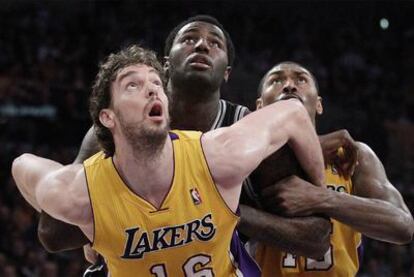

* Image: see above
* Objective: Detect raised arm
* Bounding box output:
[202,99,325,211]
[203,99,325,189]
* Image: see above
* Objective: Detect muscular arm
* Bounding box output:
[320,142,414,244]
[204,99,325,186]
[38,126,99,252]
[274,143,414,244]
[239,204,330,258]
[12,154,64,212]
[12,154,90,227]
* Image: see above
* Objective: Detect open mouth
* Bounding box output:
[148,102,163,117]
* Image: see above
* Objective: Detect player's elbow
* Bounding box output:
[38,219,62,253]
[393,215,414,244]
[11,153,31,180]
[11,153,34,185]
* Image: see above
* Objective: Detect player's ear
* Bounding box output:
[224,66,232,82]
[316,96,323,115]
[99,109,115,128]
[256,98,263,110]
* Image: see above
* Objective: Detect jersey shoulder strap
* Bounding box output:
[211,99,250,129]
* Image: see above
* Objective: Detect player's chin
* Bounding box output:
[185,67,212,78]
[146,119,169,133]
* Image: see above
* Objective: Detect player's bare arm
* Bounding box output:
[202,98,325,212]
[267,142,414,244]
[38,126,99,252]
[335,142,414,243]
[12,154,93,241]
[238,129,358,258]
[238,204,330,258]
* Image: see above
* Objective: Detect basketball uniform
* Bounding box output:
[84,130,260,277]
[83,100,252,277]
[252,165,363,277]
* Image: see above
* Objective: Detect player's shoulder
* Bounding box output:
[355,142,378,164]
[83,151,107,167]
[356,141,371,151]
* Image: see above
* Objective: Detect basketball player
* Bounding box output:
[250,61,414,276]
[12,45,326,276]
[38,15,332,263]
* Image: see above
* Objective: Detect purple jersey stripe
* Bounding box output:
[169,131,179,140]
[230,230,261,276]
[357,238,364,270]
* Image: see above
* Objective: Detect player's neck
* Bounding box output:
[169,87,221,132]
[113,137,174,208]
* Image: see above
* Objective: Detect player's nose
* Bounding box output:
[194,38,209,53]
[146,84,159,98]
[283,79,297,93]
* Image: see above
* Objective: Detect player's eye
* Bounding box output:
[269,78,283,86]
[209,40,221,48]
[126,82,138,90]
[297,77,308,84]
[152,79,162,87]
[183,36,196,45]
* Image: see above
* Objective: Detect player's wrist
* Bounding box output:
[314,187,336,214]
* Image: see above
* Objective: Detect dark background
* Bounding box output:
[0,0,413,276]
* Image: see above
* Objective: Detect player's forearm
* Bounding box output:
[285,105,325,187]
[38,212,89,252]
[239,204,330,259]
[320,191,413,244]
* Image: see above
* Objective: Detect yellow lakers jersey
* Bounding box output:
[254,166,362,277]
[84,130,259,277]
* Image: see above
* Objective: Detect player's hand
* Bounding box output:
[319,129,359,180]
[260,175,325,217]
[84,244,98,264]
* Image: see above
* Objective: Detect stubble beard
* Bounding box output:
[117,111,170,162]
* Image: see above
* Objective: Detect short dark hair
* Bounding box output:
[89,45,164,156]
[164,15,235,67]
[257,61,320,97]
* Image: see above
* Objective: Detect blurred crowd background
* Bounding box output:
[1,1,413,276]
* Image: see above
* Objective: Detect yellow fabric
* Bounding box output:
[85,130,240,277]
[255,166,362,277]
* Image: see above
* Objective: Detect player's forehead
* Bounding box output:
[175,21,226,42]
[265,63,311,79]
[115,64,160,83]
